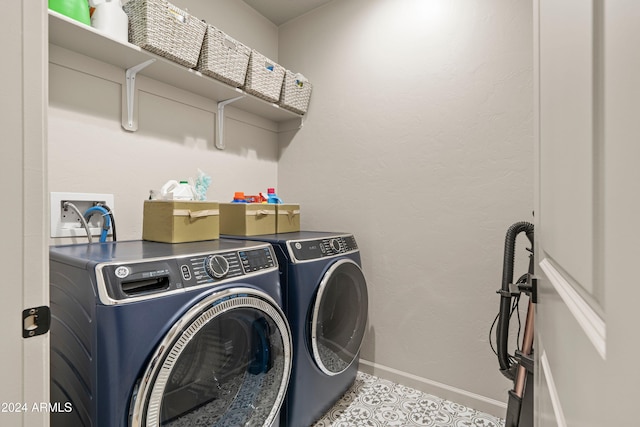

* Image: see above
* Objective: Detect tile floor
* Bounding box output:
[313,372,505,427]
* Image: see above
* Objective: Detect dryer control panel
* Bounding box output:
[288,234,358,262]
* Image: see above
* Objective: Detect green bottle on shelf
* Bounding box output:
[49,0,91,26]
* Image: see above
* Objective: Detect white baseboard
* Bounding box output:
[358,359,507,419]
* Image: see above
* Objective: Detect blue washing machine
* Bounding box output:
[223,232,369,427]
[49,239,293,427]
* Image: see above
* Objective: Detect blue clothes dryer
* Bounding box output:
[49,239,292,427]
[223,232,369,427]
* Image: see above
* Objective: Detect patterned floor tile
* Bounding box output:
[313,372,505,427]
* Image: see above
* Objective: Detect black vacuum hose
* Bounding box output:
[497,221,534,380]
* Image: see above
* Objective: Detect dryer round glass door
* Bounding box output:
[311,259,369,376]
[130,288,292,427]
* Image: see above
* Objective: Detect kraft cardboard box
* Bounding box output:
[142,200,219,243]
[276,204,300,233]
[219,203,276,236]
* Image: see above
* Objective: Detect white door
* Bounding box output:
[534,1,640,425]
[0,1,49,426]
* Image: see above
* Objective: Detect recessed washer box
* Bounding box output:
[50,192,115,238]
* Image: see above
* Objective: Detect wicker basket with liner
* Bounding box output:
[242,50,286,103]
[279,70,312,114]
[196,25,251,87]
[123,0,207,68]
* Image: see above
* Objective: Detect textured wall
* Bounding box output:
[278,0,533,410]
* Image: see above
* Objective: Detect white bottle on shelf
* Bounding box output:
[89,0,129,43]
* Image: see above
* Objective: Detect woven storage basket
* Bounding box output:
[279,70,312,114]
[123,0,207,68]
[243,50,285,103]
[196,25,250,87]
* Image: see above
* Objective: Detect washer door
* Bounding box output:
[130,288,292,427]
[311,259,369,376]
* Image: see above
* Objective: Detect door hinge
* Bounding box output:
[22,306,51,338]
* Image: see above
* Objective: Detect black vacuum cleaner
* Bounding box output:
[492,221,535,427]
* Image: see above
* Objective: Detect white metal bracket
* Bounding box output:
[122,59,156,131]
[216,95,245,150]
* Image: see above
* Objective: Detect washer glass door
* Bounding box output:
[131,289,291,427]
[311,259,369,375]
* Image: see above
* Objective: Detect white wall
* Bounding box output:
[278,0,533,414]
[48,0,279,243]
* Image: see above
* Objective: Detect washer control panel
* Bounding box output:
[183,246,277,286]
[239,247,277,273]
[91,242,278,304]
[288,235,358,262]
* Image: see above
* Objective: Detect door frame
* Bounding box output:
[0,1,49,426]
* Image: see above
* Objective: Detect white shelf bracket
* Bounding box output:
[123,58,156,131]
[216,95,246,149]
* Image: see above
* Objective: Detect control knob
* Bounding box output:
[330,238,341,253]
[205,254,230,279]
